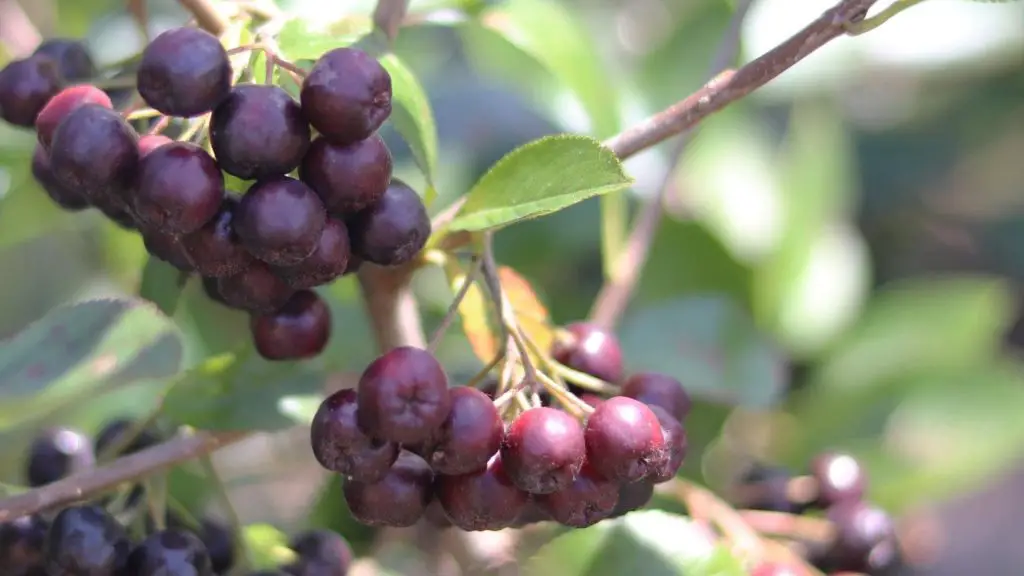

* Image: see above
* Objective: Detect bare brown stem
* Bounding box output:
[176,0,229,36]
[428,255,482,353]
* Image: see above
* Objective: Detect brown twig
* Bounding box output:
[176,0,229,36]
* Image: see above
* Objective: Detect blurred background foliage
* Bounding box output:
[1,0,1024,573]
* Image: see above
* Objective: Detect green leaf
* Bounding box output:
[242,523,296,569]
[138,257,188,316]
[618,296,787,407]
[449,135,632,231]
[274,18,371,62]
[379,54,439,204]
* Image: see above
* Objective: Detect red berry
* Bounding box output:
[35,85,112,150]
[622,372,691,422]
[535,462,618,528]
[584,396,667,483]
[250,290,331,361]
[436,453,528,531]
[551,322,624,384]
[501,407,585,495]
[310,388,399,483]
[423,386,503,475]
[647,405,687,484]
[356,347,451,445]
[343,451,433,527]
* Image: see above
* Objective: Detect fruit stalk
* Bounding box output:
[176,0,229,36]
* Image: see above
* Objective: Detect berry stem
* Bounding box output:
[466,345,505,390]
[143,473,169,530]
[427,254,482,354]
[146,115,171,135]
[738,510,836,544]
[125,108,164,121]
[549,361,619,395]
[535,370,594,417]
[176,0,230,36]
[198,453,250,572]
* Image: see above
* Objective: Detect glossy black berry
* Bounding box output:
[300,48,392,145]
[501,407,586,495]
[621,372,691,422]
[34,39,95,80]
[143,228,196,271]
[809,451,866,509]
[35,84,112,150]
[348,179,429,266]
[49,104,139,202]
[356,346,451,445]
[423,386,503,475]
[134,141,224,234]
[0,55,62,127]
[551,322,624,384]
[823,501,898,573]
[216,261,295,313]
[137,27,232,117]
[25,427,95,487]
[310,388,399,483]
[647,405,687,484]
[299,134,392,216]
[234,177,327,266]
[735,463,798,513]
[286,530,352,576]
[0,514,48,576]
[250,289,331,360]
[535,462,619,528]
[95,417,161,457]
[343,451,434,527]
[126,529,213,575]
[584,396,667,484]
[611,481,655,517]
[44,505,131,575]
[271,218,350,289]
[31,144,89,211]
[181,194,254,278]
[436,453,528,531]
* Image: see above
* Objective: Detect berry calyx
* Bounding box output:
[343,451,434,527]
[809,451,866,508]
[49,104,139,202]
[125,529,213,575]
[31,144,89,211]
[137,27,232,117]
[356,346,451,445]
[25,427,95,487]
[348,178,430,267]
[234,176,327,266]
[501,406,586,495]
[584,396,667,484]
[551,321,624,384]
[286,530,352,576]
[621,372,692,422]
[44,505,131,575]
[436,453,529,531]
[271,218,351,289]
[181,193,254,278]
[250,289,332,361]
[310,388,399,483]
[299,133,392,216]
[422,386,503,475]
[301,47,392,145]
[535,462,619,528]
[647,405,687,484]
[216,261,295,313]
[134,141,224,234]
[0,514,48,575]
[35,84,112,150]
[0,55,62,128]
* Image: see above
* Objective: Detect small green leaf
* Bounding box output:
[242,523,296,569]
[274,18,371,62]
[449,135,632,231]
[138,257,188,315]
[379,54,438,203]
[619,296,787,407]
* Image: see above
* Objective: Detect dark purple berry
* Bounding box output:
[137,27,232,117]
[647,405,687,484]
[824,501,898,573]
[94,195,138,229]
[286,530,352,576]
[501,407,585,495]
[181,194,254,278]
[809,451,866,508]
[95,417,161,457]
[134,141,224,234]
[44,505,131,575]
[138,134,173,157]
[198,519,234,575]
[424,386,503,475]
[584,396,667,483]
[310,388,399,482]
[343,451,434,527]
[611,481,654,517]
[622,372,691,422]
[35,84,112,150]
[33,39,95,80]
[551,322,624,384]
[25,427,95,487]
[125,529,213,575]
[49,104,139,202]
[250,289,331,360]
[202,276,229,306]
[348,179,429,266]
[216,261,295,313]
[436,453,528,531]
[0,514,48,575]
[535,462,619,528]
[31,144,89,210]
[142,228,196,271]
[300,48,391,145]
[271,218,350,289]
[234,176,327,266]
[356,346,451,445]
[0,55,62,127]
[299,134,392,216]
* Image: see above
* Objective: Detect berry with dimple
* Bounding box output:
[44,505,131,575]
[551,322,624,384]
[134,141,224,234]
[535,462,619,528]
[285,530,352,576]
[125,529,213,575]
[250,289,331,360]
[35,84,112,150]
[809,451,866,509]
[234,176,327,266]
[356,346,451,445]
[0,514,48,576]
[348,179,430,266]
[49,104,139,201]
[181,194,254,278]
[343,451,434,527]
[25,427,95,487]
[272,218,350,289]
[421,386,503,475]
[300,134,392,216]
[647,405,687,484]
[436,453,528,531]
[584,396,667,483]
[216,261,295,313]
[823,501,898,573]
[138,134,173,157]
[143,228,196,271]
[310,388,399,483]
[501,407,586,495]
[137,27,232,117]
[301,48,392,145]
[621,372,691,422]
[0,55,62,127]
[210,83,311,180]
[735,463,799,513]
[611,481,654,517]
[31,144,89,211]
[34,39,95,80]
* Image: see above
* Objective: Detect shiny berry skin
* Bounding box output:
[536,462,619,528]
[809,451,866,508]
[285,530,352,576]
[271,218,351,289]
[35,84,112,150]
[250,289,331,360]
[34,39,95,80]
[209,84,311,180]
[436,453,528,531]
[49,104,139,202]
[143,228,196,271]
[501,407,586,495]
[234,177,327,266]
[343,451,434,527]
[134,141,224,234]
[300,48,392,145]
[25,427,95,487]
[31,144,89,211]
[823,501,898,573]
[125,529,213,575]
[421,386,503,475]
[0,514,48,576]
[137,27,232,117]
[310,388,399,482]
[647,405,687,484]
[611,481,654,517]
[0,55,62,127]
[357,346,451,445]
[44,505,131,575]
[621,372,691,422]
[138,134,173,157]
[216,261,295,313]
[181,194,254,278]
[584,396,667,484]
[551,322,624,384]
[299,134,392,216]
[348,179,430,266]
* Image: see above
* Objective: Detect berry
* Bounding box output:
[809,451,866,508]
[300,48,392,145]
[535,462,619,528]
[271,218,351,289]
[44,505,131,575]
[0,55,62,127]
[143,228,196,271]
[348,179,430,267]
[611,481,655,517]
[25,427,95,487]
[181,194,254,278]
[356,346,451,444]
[647,405,687,484]
[234,177,327,266]
[501,407,586,495]
[95,417,161,457]
[165,516,234,575]
[579,393,604,409]
[343,451,434,527]
[33,39,95,80]
[436,453,528,531]
[823,501,898,573]
[584,396,667,484]
[621,372,691,422]
[299,134,392,215]
[94,196,138,229]
[126,529,213,575]
[210,83,311,180]
[35,84,112,150]
[134,141,224,234]
[310,388,399,482]
[735,463,798,513]
[285,530,352,576]
[31,144,89,211]
[751,563,800,576]
[250,289,331,360]
[49,104,139,201]
[138,134,173,157]
[216,261,295,313]
[423,386,503,475]
[137,27,232,117]
[551,322,624,384]
[0,514,48,576]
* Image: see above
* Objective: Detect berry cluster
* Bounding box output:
[310,321,691,530]
[735,453,902,575]
[0,27,431,362]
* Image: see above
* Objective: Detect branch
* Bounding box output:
[357,263,427,351]
[177,0,229,36]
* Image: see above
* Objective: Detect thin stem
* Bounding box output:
[144,474,168,531]
[549,362,619,395]
[535,371,593,417]
[428,255,482,354]
[480,235,540,395]
[198,454,249,571]
[125,108,164,121]
[843,0,926,35]
[176,0,229,35]
[739,510,835,544]
[97,410,161,464]
[147,115,171,136]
